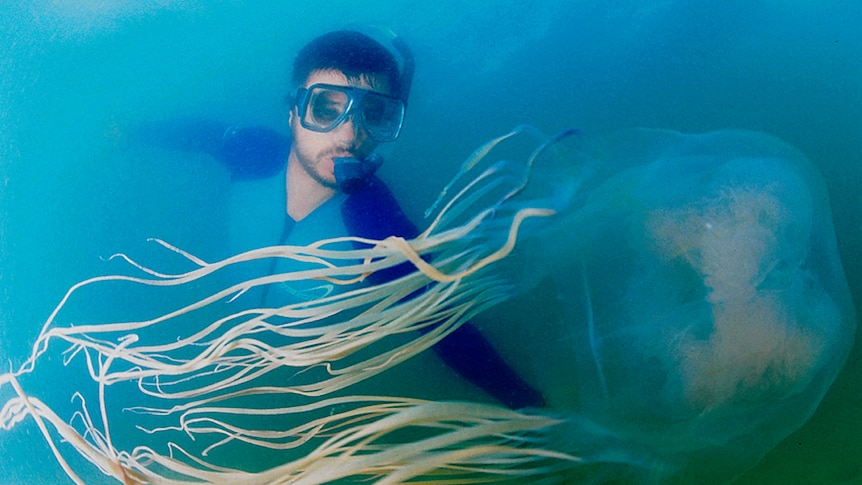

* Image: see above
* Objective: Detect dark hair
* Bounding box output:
[291,30,402,97]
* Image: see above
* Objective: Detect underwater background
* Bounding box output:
[0,1,859,483]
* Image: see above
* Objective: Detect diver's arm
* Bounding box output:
[130,119,289,181]
[429,323,545,409]
[342,178,545,409]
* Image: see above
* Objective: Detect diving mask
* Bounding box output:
[295,84,405,142]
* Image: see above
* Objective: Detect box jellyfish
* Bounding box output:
[0,128,854,483]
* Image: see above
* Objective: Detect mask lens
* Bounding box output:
[360,93,404,142]
[305,87,349,130]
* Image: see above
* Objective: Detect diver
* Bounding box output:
[131,29,544,410]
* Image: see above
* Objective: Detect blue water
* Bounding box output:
[1,1,860,483]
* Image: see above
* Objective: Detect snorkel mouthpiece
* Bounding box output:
[334,153,383,193]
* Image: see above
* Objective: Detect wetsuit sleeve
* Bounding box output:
[130,119,289,181]
[425,323,545,409]
[342,177,545,409]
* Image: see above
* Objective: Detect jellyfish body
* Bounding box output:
[0,128,854,483]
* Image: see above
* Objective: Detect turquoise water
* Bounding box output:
[1,1,860,483]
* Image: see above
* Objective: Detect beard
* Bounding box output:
[296,149,339,190]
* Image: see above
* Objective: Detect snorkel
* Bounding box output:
[334,152,384,193]
[334,29,414,193]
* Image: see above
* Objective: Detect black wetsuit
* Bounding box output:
[133,119,544,409]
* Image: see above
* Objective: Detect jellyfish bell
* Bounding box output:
[482,128,855,481]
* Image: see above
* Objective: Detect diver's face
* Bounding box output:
[289,69,390,189]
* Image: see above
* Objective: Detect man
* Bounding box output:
[134,30,544,409]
